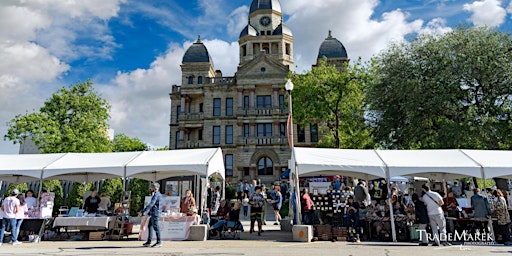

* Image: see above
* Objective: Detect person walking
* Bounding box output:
[249,186,265,236]
[422,184,450,246]
[140,183,163,248]
[14,193,28,242]
[1,189,21,246]
[271,186,282,225]
[412,193,429,246]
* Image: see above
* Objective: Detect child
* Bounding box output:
[242,193,249,218]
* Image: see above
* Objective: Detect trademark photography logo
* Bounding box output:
[418,230,496,246]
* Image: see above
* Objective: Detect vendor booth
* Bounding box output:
[289,147,512,243]
[0,148,225,242]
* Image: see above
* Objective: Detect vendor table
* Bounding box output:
[139,215,198,241]
[360,216,414,241]
[19,218,53,241]
[53,217,114,231]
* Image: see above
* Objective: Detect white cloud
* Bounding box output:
[419,18,453,36]
[281,0,425,72]
[0,0,126,153]
[227,6,249,38]
[98,43,185,149]
[463,0,507,27]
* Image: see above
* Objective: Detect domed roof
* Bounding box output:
[273,24,292,36]
[182,35,212,63]
[240,24,259,38]
[317,31,348,59]
[250,0,282,14]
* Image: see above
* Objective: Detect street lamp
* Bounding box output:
[285,79,302,224]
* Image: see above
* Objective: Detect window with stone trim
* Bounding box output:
[198,76,203,84]
[213,126,220,145]
[297,125,305,142]
[256,95,271,108]
[310,124,318,143]
[188,76,193,84]
[257,157,273,176]
[213,98,221,116]
[244,124,250,137]
[226,98,233,116]
[225,125,233,144]
[257,123,272,137]
[225,154,233,176]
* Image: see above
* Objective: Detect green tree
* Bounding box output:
[127,178,150,216]
[113,133,149,152]
[289,59,375,148]
[4,80,112,153]
[368,26,512,149]
[5,183,29,198]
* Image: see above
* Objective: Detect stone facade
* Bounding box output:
[169,0,345,183]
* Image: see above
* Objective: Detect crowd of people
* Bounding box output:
[296,177,512,246]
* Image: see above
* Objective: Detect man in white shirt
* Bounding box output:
[422,184,450,246]
[1,189,21,246]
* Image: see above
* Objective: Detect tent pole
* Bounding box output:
[294,164,302,225]
[386,167,397,242]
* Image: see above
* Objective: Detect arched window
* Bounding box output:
[257,157,273,176]
[188,76,194,84]
[198,76,203,84]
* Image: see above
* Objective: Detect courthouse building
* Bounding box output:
[169,0,348,182]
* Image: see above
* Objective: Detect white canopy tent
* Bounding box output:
[292,147,387,180]
[0,153,66,183]
[125,148,225,181]
[42,152,143,183]
[290,147,512,242]
[377,149,483,179]
[461,150,512,179]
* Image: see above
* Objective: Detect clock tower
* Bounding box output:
[238,0,294,70]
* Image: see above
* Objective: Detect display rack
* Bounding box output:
[110,191,131,240]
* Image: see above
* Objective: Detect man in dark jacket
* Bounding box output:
[412,193,429,246]
[141,183,163,248]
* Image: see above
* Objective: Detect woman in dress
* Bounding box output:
[249,186,265,236]
[180,189,197,216]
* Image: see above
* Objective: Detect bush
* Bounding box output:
[128,178,150,216]
[225,185,236,201]
[66,182,94,208]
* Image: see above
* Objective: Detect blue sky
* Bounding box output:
[1,0,512,154]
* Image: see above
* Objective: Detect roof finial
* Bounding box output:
[197,35,201,43]
[328,30,332,39]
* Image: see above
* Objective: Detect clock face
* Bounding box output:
[260,16,271,27]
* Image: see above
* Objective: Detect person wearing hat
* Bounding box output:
[140,183,163,248]
[1,189,22,246]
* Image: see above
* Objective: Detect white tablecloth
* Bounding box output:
[139,215,198,241]
[53,217,114,230]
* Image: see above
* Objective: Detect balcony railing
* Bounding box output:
[237,107,288,116]
[237,136,288,145]
[180,112,204,121]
